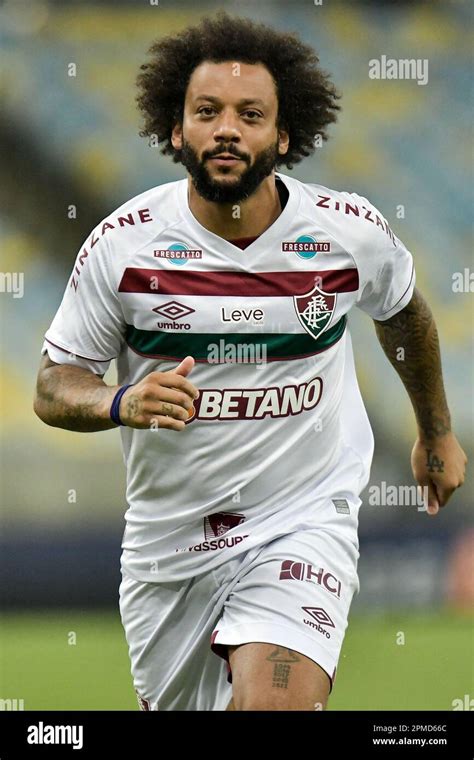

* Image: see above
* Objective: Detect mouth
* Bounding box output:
[208,153,243,166]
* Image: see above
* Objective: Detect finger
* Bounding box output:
[148,400,191,423]
[151,371,199,400]
[150,385,195,412]
[149,415,187,432]
[435,484,457,508]
[436,480,463,507]
[425,481,439,516]
[171,356,195,377]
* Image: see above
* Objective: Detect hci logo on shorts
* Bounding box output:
[279,560,341,598]
[294,286,336,340]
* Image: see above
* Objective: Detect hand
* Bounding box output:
[411,432,467,515]
[118,356,199,431]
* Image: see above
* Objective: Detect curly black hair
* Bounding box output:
[136,11,341,169]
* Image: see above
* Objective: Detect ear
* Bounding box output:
[277,127,289,156]
[171,122,183,151]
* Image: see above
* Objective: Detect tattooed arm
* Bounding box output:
[374,287,467,514]
[33,354,199,433]
[33,354,117,432]
[374,288,451,438]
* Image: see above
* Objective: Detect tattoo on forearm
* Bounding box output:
[374,288,451,439]
[36,364,115,432]
[266,647,300,690]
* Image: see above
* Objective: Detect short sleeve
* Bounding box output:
[343,192,416,321]
[43,234,125,375]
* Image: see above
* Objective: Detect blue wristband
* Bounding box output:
[110,384,133,426]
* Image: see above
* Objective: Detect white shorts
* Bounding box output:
[119,497,361,711]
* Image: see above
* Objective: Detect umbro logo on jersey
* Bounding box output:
[152,301,195,319]
[282,235,331,259]
[302,607,335,639]
[154,242,203,266]
[294,284,336,340]
[153,300,194,330]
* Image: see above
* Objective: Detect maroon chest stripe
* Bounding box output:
[118,269,359,296]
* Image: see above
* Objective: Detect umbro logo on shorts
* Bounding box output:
[301,606,336,639]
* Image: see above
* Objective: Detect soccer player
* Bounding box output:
[33,13,467,711]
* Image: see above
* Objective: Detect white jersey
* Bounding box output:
[42,172,415,582]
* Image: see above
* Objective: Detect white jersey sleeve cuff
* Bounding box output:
[41,339,113,375]
[370,264,416,322]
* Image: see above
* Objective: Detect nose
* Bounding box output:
[212,109,241,143]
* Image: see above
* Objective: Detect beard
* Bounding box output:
[179,138,279,204]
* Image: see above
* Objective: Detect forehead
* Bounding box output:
[185,61,277,106]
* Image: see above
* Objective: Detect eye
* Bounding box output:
[242,110,261,120]
[198,106,216,117]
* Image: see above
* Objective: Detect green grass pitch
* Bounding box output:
[0,611,472,710]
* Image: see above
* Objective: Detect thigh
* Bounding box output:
[119,571,232,711]
[211,523,360,710]
[228,643,330,710]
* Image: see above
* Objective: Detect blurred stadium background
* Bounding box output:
[0,0,472,710]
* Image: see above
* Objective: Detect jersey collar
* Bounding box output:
[177,172,301,255]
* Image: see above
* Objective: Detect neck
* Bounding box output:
[187,173,282,240]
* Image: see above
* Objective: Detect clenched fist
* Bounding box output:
[119,356,199,431]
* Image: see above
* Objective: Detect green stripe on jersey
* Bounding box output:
[125,316,346,361]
